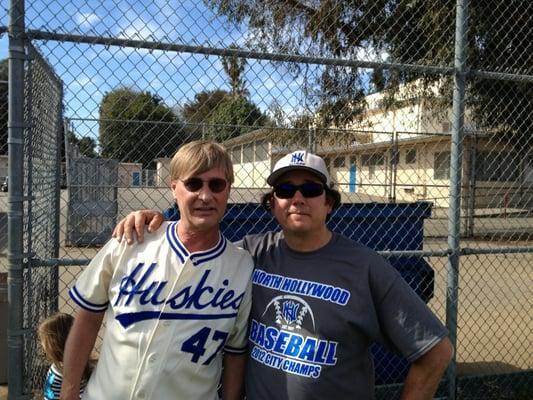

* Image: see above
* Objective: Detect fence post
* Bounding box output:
[465,135,477,237]
[307,126,315,153]
[446,0,469,399]
[8,0,26,399]
[51,89,64,312]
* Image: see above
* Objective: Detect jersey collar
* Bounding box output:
[166,221,227,266]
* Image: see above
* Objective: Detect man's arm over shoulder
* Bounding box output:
[401,336,454,400]
[112,210,166,244]
[60,309,104,400]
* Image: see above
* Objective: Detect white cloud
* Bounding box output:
[75,13,100,28]
[354,45,389,63]
[68,73,99,91]
[121,21,160,42]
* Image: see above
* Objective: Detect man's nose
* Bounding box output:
[291,189,306,203]
[197,185,214,200]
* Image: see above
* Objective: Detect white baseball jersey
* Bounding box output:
[69,221,254,400]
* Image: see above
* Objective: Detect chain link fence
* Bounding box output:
[2,0,532,399]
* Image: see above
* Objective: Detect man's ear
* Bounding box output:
[269,195,275,210]
[260,191,275,211]
[325,189,341,210]
[170,180,177,191]
[325,198,333,213]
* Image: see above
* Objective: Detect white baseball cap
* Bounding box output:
[267,150,331,186]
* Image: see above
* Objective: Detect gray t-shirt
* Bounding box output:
[242,231,447,400]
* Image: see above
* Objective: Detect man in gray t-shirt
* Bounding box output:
[114,150,453,399]
[242,231,447,399]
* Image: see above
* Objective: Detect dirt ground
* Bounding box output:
[424,238,532,374]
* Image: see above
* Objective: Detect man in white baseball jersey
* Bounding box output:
[61,141,254,400]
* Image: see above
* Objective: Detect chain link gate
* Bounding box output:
[4,0,532,399]
[8,41,63,397]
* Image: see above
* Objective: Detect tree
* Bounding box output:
[182,89,271,141]
[0,59,7,155]
[181,89,228,137]
[206,0,532,137]
[78,137,98,158]
[66,131,98,158]
[99,88,186,167]
[206,94,270,141]
[221,44,249,97]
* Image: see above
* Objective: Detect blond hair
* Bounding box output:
[169,140,234,183]
[38,312,93,381]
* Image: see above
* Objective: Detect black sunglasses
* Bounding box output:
[181,177,228,193]
[274,182,325,199]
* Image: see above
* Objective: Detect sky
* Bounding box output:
[0,0,321,140]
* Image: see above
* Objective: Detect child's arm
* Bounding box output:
[221,353,246,400]
[60,309,104,400]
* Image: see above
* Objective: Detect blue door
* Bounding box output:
[349,163,357,192]
[132,171,141,186]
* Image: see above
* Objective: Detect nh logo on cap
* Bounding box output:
[290,152,305,164]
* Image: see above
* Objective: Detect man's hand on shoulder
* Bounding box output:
[112,210,165,244]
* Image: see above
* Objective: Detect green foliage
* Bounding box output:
[205,94,270,141]
[206,0,532,136]
[182,89,270,141]
[78,137,98,158]
[67,131,98,158]
[0,59,7,155]
[99,88,186,167]
[181,45,269,141]
[221,44,249,97]
[181,89,228,136]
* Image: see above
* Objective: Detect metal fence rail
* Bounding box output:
[3,0,532,399]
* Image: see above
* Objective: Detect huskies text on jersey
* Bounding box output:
[114,262,245,328]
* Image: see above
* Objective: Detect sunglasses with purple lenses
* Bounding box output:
[274,182,325,199]
[181,177,228,193]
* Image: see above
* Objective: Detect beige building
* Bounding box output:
[222,84,532,209]
[154,157,171,187]
[118,162,143,187]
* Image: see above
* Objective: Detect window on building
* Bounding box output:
[369,164,376,179]
[243,144,254,163]
[232,146,241,164]
[390,148,399,165]
[333,156,346,168]
[434,151,451,179]
[405,148,417,164]
[362,153,385,166]
[255,140,268,161]
[475,151,519,181]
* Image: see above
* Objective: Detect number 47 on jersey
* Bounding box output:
[182,327,228,365]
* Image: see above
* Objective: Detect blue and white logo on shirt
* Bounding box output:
[249,270,344,379]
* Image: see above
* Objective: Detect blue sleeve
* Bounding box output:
[163,202,179,221]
